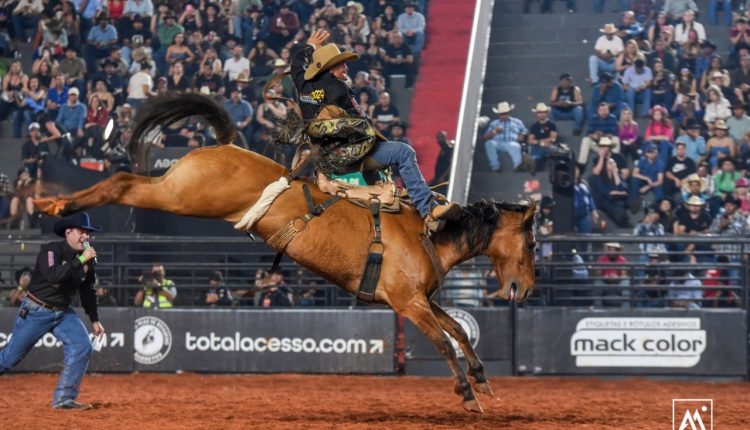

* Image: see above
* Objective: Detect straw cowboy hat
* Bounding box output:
[685,195,706,206]
[304,44,359,80]
[682,173,708,193]
[710,70,731,87]
[492,101,514,114]
[714,118,729,130]
[236,72,252,83]
[599,23,617,34]
[346,1,364,13]
[597,136,616,147]
[604,242,622,249]
[273,58,288,68]
[132,47,147,62]
[531,102,550,113]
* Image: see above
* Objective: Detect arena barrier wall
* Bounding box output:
[514,308,747,376]
[404,308,513,376]
[0,308,135,373]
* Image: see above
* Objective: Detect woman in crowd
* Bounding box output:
[618,107,641,163]
[704,85,732,131]
[615,39,643,77]
[88,80,115,112]
[165,32,196,76]
[1,60,29,124]
[674,68,697,97]
[9,168,37,229]
[714,157,742,200]
[733,177,750,215]
[647,11,674,46]
[704,119,735,171]
[79,94,110,160]
[203,3,227,39]
[13,77,46,138]
[32,57,54,90]
[651,58,675,111]
[671,91,703,128]
[374,4,397,38]
[167,61,191,92]
[179,3,203,33]
[255,88,288,159]
[644,105,674,165]
[346,1,370,40]
[248,40,277,78]
[679,29,701,71]
[699,55,730,95]
[591,158,632,228]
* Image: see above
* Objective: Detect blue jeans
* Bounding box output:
[484,138,523,171]
[708,0,732,25]
[551,106,584,131]
[589,55,616,83]
[0,298,93,406]
[11,14,39,40]
[367,140,434,217]
[404,31,425,56]
[12,107,33,138]
[593,0,629,12]
[629,177,664,203]
[625,88,652,117]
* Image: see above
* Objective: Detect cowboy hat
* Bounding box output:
[599,23,617,34]
[273,58,288,68]
[710,70,730,87]
[685,195,706,206]
[682,173,708,193]
[304,44,359,80]
[53,212,102,237]
[132,47,147,62]
[346,1,364,13]
[531,102,550,113]
[597,136,616,147]
[236,72,252,83]
[492,101,514,114]
[604,242,622,249]
[714,118,729,130]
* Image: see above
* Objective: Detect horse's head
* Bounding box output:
[485,201,537,303]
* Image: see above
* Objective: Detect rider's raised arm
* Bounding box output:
[291,43,315,90]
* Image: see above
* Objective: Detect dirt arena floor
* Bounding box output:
[1,373,749,429]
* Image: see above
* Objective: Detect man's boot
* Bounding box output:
[425,202,461,233]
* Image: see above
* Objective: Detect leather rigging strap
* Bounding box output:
[356,200,384,303]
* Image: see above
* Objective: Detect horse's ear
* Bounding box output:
[522,202,537,228]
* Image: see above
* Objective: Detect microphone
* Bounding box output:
[83,242,98,265]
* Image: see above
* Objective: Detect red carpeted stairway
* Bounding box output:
[407,0,475,182]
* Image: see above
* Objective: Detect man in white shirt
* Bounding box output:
[622,59,653,117]
[589,23,624,85]
[674,10,705,44]
[223,46,251,82]
[126,61,154,108]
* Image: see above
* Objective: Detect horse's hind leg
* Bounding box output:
[430,302,494,397]
[35,172,170,216]
[400,297,483,413]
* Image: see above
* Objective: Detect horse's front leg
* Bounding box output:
[399,297,483,413]
[430,301,494,397]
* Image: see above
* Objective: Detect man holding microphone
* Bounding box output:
[0,212,104,410]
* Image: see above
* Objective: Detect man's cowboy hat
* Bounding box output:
[604,242,622,249]
[237,72,252,83]
[710,70,730,87]
[682,173,708,193]
[599,23,617,34]
[714,118,729,130]
[598,136,616,147]
[53,212,102,237]
[492,101,514,114]
[531,102,550,113]
[685,195,706,206]
[304,44,359,80]
[273,58,288,68]
[132,47,147,62]
[346,1,364,13]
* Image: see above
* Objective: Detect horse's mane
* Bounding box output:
[433,200,535,252]
[128,93,237,168]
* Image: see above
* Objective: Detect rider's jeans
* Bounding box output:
[367,140,434,217]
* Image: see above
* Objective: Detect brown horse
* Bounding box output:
[35,94,537,413]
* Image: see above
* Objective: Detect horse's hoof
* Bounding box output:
[462,398,484,414]
[33,197,68,216]
[473,381,494,397]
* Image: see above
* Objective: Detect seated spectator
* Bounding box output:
[675,119,706,160]
[224,85,253,148]
[268,3,300,51]
[21,122,50,179]
[574,164,600,234]
[730,18,750,64]
[134,264,177,308]
[56,87,87,145]
[255,88,287,155]
[709,195,748,260]
[674,67,697,97]
[703,70,734,102]
[703,85,731,132]
[31,56,55,90]
[731,54,750,104]
[384,31,415,88]
[13,76,45,139]
[88,80,116,112]
[123,0,155,21]
[663,141,697,197]
[223,45,250,82]
[579,102,620,166]
[675,196,713,263]
[396,1,425,55]
[92,59,126,104]
[549,73,584,136]
[636,251,668,308]
[728,102,750,143]
[526,103,558,173]
[200,271,232,306]
[695,40,718,81]
[248,40,277,78]
[78,94,110,160]
[650,58,676,112]
[699,55,729,94]
[8,168,36,229]
[194,59,225,98]
[11,0,43,42]
[629,143,665,210]
[704,119,735,171]
[258,271,293,307]
[674,10,705,44]
[644,105,675,164]
[482,101,526,172]
[678,29,701,72]
[593,0,628,14]
[667,270,703,309]
[165,32,196,74]
[591,155,632,227]
[734,177,750,215]
[594,242,630,307]
[390,121,409,146]
[680,172,712,204]
[0,60,29,123]
[623,58,653,117]
[59,46,87,96]
[618,107,640,163]
[714,157,742,199]
[589,24,624,86]
[83,12,119,72]
[615,39,644,79]
[241,6,268,49]
[647,12,675,48]
[588,72,627,118]
[615,11,644,42]
[370,91,399,134]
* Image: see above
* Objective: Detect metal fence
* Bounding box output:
[0,234,747,310]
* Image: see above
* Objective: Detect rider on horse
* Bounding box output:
[290,29,460,230]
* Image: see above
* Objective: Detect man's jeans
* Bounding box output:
[551,106,584,131]
[589,55,616,83]
[708,0,732,25]
[484,138,523,171]
[367,140,434,217]
[593,0,629,12]
[11,14,39,40]
[626,87,652,117]
[0,298,93,406]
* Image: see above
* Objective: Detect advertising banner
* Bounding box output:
[515,308,747,376]
[0,307,134,373]
[133,309,396,374]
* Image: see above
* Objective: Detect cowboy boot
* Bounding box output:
[425,202,461,233]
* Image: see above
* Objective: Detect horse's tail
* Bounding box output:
[129,93,237,168]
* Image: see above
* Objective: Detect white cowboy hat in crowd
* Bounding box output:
[492,102,514,114]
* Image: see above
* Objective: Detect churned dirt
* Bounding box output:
[0,373,749,429]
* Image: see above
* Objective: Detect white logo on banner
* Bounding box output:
[134,316,172,365]
[570,318,706,367]
[444,308,480,358]
[673,399,713,430]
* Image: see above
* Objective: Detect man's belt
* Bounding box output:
[27,292,66,311]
